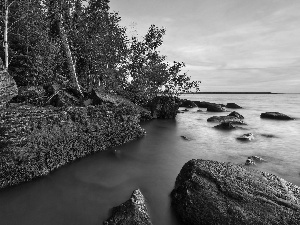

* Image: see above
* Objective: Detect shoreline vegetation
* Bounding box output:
[1,0,299,224]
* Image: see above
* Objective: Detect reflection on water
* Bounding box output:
[0,94,299,225]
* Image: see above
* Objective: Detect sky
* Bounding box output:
[109,0,300,93]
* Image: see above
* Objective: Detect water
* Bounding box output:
[0,94,299,225]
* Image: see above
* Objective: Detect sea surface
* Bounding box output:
[0,94,299,225]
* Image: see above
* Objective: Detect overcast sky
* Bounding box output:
[109,0,300,93]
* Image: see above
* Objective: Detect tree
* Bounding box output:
[122,24,200,105]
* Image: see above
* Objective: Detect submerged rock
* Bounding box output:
[245,156,266,165]
[181,135,191,141]
[171,159,300,225]
[226,102,242,108]
[0,71,18,108]
[260,112,294,120]
[214,122,236,130]
[261,133,276,138]
[237,133,254,141]
[103,189,152,225]
[207,104,226,112]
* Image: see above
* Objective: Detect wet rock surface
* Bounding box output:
[103,189,152,225]
[214,122,236,130]
[237,133,254,141]
[171,159,300,225]
[226,102,242,108]
[245,156,266,165]
[207,116,245,124]
[207,104,226,112]
[260,112,294,120]
[147,96,179,119]
[179,99,197,108]
[0,102,147,189]
[0,71,18,108]
[228,111,244,119]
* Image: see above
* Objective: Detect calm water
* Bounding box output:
[0,94,299,225]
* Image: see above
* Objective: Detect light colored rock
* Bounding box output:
[103,189,152,225]
[171,159,300,225]
[237,133,254,141]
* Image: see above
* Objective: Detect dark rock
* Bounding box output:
[182,109,189,112]
[181,136,190,141]
[147,96,179,119]
[179,99,197,108]
[214,122,236,130]
[260,112,294,120]
[0,71,18,108]
[228,111,244,119]
[103,189,152,225]
[0,103,147,189]
[171,159,300,225]
[207,104,226,112]
[261,133,276,138]
[226,102,242,108]
[245,156,266,165]
[196,109,203,112]
[195,101,214,108]
[237,133,254,141]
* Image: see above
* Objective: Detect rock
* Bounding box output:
[171,159,300,225]
[228,111,244,119]
[195,101,225,108]
[226,102,242,108]
[103,189,152,225]
[182,109,189,112]
[0,71,18,108]
[147,96,179,119]
[207,116,245,124]
[237,133,254,141]
[261,133,276,138]
[260,112,294,120]
[0,103,147,189]
[245,156,266,165]
[10,86,46,106]
[196,109,203,112]
[214,122,236,130]
[179,99,197,108]
[181,135,190,141]
[207,104,226,112]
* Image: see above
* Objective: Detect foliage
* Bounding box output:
[0,0,200,102]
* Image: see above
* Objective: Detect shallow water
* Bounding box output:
[0,94,299,225]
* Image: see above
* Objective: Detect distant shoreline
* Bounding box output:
[180,92,298,94]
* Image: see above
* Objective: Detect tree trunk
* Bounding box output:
[58,14,83,97]
[3,0,9,71]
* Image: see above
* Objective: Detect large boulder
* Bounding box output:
[207,104,226,112]
[0,104,146,189]
[171,159,300,225]
[226,103,242,108]
[0,71,18,108]
[228,111,244,119]
[103,189,152,225]
[260,112,294,120]
[147,96,179,119]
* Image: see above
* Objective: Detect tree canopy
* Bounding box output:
[0,0,200,105]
